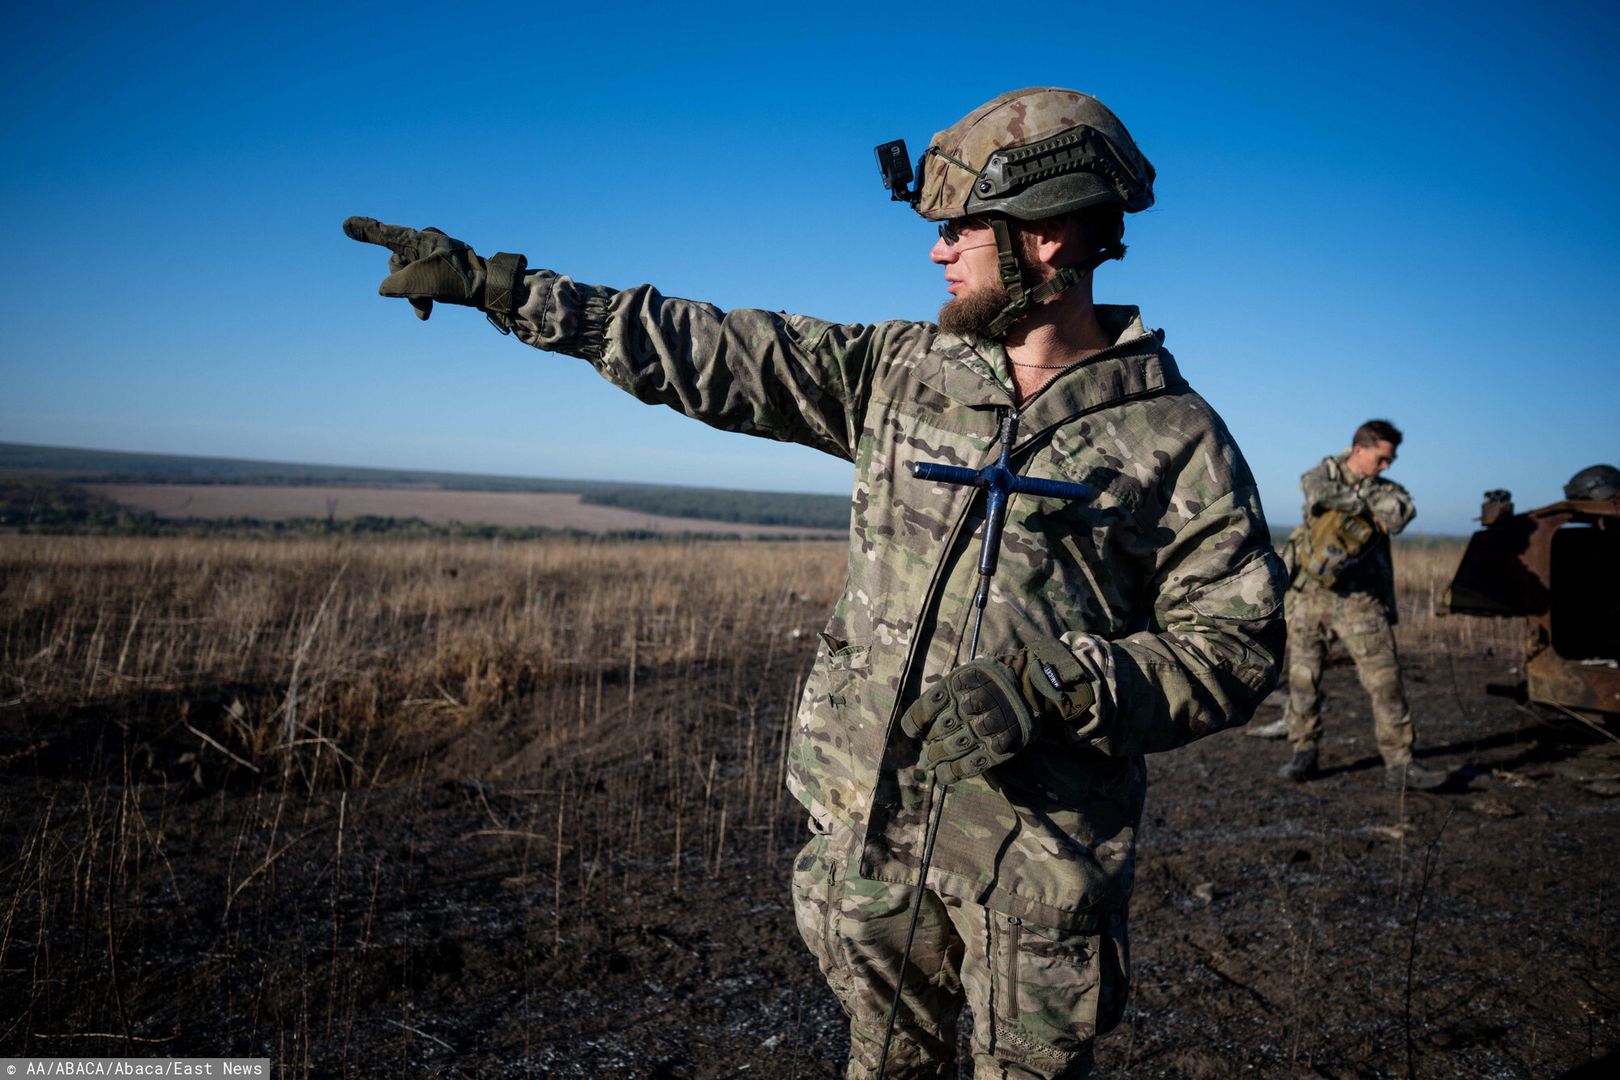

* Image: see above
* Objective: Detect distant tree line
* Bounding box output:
[0,441,600,490]
[0,480,836,543]
[0,478,162,533]
[1,443,850,530]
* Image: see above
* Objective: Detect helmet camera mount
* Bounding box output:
[874,139,921,206]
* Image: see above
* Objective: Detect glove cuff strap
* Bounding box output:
[1026,637,1085,703]
[484,252,529,321]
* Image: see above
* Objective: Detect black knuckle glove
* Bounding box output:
[900,657,1035,785]
[899,638,1100,785]
[342,216,527,324]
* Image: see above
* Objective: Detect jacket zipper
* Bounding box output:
[875,335,1169,829]
[882,405,1009,740]
[881,375,1110,734]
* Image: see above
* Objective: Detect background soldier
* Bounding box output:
[345,87,1286,1078]
[1253,420,1448,791]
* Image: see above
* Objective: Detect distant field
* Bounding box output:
[2,442,853,530]
[82,482,844,537]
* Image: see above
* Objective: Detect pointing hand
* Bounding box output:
[343,216,526,323]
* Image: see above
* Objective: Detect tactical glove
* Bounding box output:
[900,637,1096,785]
[342,216,528,324]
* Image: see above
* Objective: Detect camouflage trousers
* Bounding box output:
[791,816,1128,1079]
[1284,587,1414,766]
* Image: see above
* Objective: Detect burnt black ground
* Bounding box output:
[2,648,1616,1078]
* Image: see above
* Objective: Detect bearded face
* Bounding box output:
[937,277,1014,338]
[935,225,1054,339]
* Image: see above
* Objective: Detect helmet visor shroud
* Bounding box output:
[875,88,1156,339]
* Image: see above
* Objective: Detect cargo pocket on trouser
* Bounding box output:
[1336,606,1413,760]
[1094,911,1131,1037]
[795,819,962,1076]
[1339,613,1393,659]
[791,819,853,1004]
[984,914,1110,1076]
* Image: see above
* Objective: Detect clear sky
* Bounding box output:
[2,0,1616,534]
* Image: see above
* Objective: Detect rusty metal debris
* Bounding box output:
[1445,468,1620,722]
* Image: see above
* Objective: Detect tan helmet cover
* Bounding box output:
[915,87,1155,222]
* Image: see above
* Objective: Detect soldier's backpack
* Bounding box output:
[1298,508,1378,588]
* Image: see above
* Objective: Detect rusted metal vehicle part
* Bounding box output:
[1446,485,1620,722]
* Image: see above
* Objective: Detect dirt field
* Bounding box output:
[1,536,1615,1077]
[81,483,843,537]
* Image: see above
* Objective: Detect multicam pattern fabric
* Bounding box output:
[1284,452,1415,619]
[508,273,1287,932]
[793,817,1125,1078]
[914,88,1155,221]
[1281,452,1417,766]
[1282,588,1414,766]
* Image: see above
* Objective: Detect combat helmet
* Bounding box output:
[1565,464,1620,501]
[876,88,1155,338]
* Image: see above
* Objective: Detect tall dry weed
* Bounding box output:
[1,534,1518,774]
[1391,540,1521,658]
[2,534,848,1057]
[0,535,844,784]
[0,532,1546,1065]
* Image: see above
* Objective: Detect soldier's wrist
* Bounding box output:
[1014,637,1096,726]
[483,252,527,310]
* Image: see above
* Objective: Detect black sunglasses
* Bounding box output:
[937,217,991,246]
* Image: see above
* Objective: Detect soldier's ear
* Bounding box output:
[1030,215,1101,273]
[1025,217,1070,267]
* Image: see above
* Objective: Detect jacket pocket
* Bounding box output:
[1185,550,1287,623]
[817,632,869,712]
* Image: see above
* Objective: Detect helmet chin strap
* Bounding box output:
[982,218,1109,340]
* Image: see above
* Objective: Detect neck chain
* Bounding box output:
[1009,346,1107,370]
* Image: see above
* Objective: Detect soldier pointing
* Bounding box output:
[347,87,1287,1078]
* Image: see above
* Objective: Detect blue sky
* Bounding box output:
[2,0,1615,533]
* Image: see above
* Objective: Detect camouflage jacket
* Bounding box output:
[505,273,1286,932]
[1287,452,1415,619]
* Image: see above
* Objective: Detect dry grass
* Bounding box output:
[1391,541,1523,659]
[2,531,1543,1070]
[0,534,845,784]
[0,534,1508,781]
[1,533,850,1064]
